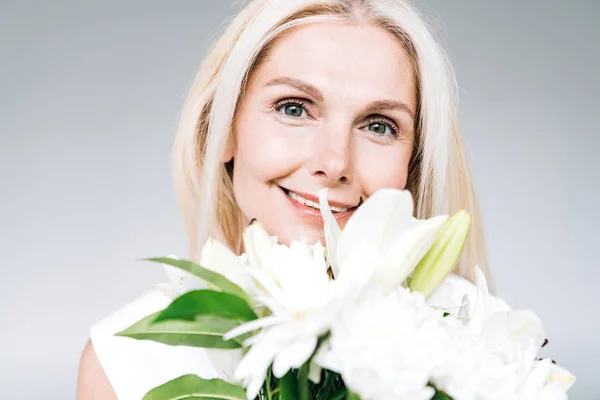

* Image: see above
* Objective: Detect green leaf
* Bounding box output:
[142,374,246,400]
[155,289,257,323]
[146,257,250,303]
[116,311,244,349]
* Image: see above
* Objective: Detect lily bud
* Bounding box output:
[409,209,471,296]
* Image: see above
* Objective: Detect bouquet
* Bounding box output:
[118,189,575,399]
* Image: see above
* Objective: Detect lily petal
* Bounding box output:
[336,189,414,271]
[468,266,492,335]
[547,363,576,392]
[519,358,553,396]
[377,215,447,292]
[319,188,342,277]
[200,238,253,293]
[243,221,275,276]
[480,310,545,353]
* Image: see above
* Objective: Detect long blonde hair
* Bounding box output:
[172,0,488,283]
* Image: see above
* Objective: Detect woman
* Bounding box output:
[77,0,507,398]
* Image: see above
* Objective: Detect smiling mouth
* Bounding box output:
[280,187,360,213]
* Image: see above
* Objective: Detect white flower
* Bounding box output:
[431,267,576,399]
[223,222,376,399]
[316,287,448,400]
[319,188,447,292]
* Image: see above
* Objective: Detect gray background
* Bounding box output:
[0,0,598,398]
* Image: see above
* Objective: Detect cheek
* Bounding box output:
[232,109,306,185]
[354,142,413,195]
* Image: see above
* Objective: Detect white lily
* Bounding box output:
[468,267,546,353]
[319,188,448,292]
[433,266,575,399]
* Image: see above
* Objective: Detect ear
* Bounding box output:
[222,132,234,163]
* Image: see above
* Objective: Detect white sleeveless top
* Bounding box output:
[91,267,510,400]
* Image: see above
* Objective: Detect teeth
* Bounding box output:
[287,190,348,212]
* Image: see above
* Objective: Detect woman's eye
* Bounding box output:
[368,122,389,135]
[283,104,305,117]
[365,120,398,137]
[274,99,308,119]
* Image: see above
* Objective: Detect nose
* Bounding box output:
[306,128,353,185]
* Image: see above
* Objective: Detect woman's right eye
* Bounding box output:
[274,99,308,119]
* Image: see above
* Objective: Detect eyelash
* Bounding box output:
[272,98,400,138]
[273,98,309,118]
[364,116,400,137]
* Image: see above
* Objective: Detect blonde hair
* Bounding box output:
[172,0,489,283]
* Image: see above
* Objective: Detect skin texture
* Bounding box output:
[77,22,416,398]
[230,23,416,246]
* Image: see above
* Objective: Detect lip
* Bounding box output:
[278,186,359,225]
[281,187,359,209]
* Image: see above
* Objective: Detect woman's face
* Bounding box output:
[230,22,417,245]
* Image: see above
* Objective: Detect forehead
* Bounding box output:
[248,22,415,105]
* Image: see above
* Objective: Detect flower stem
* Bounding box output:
[266,368,273,400]
[298,363,310,400]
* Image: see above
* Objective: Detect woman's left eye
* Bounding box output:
[363,118,399,137]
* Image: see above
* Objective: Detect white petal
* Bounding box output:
[334,246,378,301]
[272,336,318,378]
[246,267,288,309]
[313,340,342,373]
[235,338,279,381]
[425,281,459,309]
[243,222,275,273]
[539,383,568,400]
[480,309,545,353]
[458,294,470,318]
[468,266,492,334]
[319,188,341,277]
[520,358,553,396]
[377,215,447,292]
[223,316,280,341]
[245,368,268,400]
[200,238,252,292]
[337,189,414,270]
[547,363,576,392]
[205,348,244,382]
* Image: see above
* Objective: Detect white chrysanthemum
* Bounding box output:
[224,222,376,399]
[316,287,449,400]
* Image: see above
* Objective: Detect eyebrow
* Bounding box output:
[265,77,324,102]
[363,100,415,119]
[264,76,415,119]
